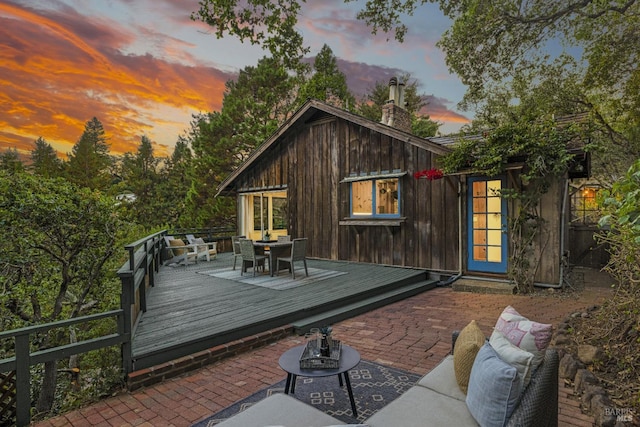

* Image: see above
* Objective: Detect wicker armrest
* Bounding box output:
[507,348,559,427]
[451,330,460,354]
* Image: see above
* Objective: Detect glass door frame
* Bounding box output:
[467,176,508,273]
[238,190,288,240]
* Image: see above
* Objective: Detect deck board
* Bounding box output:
[131,254,432,369]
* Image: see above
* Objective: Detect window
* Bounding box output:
[571,185,600,224]
[350,178,400,217]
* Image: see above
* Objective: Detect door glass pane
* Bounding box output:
[487,246,502,262]
[487,196,501,213]
[487,180,501,196]
[473,214,487,228]
[488,230,502,246]
[253,196,262,231]
[474,230,487,244]
[488,213,502,229]
[272,197,287,230]
[474,245,487,261]
[473,181,486,197]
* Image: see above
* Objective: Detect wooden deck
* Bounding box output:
[131,253,437,370]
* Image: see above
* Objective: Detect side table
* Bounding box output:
[278,344,361,418]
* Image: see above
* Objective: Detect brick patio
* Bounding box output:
[33,283,611,427]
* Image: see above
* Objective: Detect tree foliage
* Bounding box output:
[66,117,112,191]
[440,119,577,292]
[31,137,63,178]
[357,75,439,137]
[0,170,129,412]
[191,0,309,72]
[298,44,356,110]
[186,56,298,227]
[118,135,161,224]
[0,147,25,174]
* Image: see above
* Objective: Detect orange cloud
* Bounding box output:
[0,1,233,158]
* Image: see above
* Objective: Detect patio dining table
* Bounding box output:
[253,240,293,277]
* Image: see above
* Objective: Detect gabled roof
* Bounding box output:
[216,98,451,196]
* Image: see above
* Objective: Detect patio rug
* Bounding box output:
[191,359,421,426]
[199,267,347,290]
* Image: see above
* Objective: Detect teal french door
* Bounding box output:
[467,177,508,273]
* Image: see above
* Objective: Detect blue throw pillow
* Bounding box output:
[466,342,522,427]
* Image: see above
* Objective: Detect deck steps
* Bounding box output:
[292,279,438,334]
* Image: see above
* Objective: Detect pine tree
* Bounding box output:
[357,76,439,137]
[157,136,193,227]
[31,137,63,178]
[0,148,25,174]
[66,117,112,190]
[120,135,160,224]
[186,56,297,227]
[298,44,355,110]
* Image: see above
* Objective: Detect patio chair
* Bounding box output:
[232,235,246,270]
[276,238,308,279]
[164,236,198,266]
[239,238,267,277]
[277,235,291,242]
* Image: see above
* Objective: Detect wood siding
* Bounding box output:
[234,113,461,272]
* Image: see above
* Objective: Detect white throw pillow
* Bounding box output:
[493,305,552,368]
[489,330,534,389]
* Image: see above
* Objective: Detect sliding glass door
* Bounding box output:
[239,191,288,240]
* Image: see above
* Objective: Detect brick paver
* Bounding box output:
[32,284,610,427]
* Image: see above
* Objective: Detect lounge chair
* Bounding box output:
[190,237,217,262]
[164,236,198,266]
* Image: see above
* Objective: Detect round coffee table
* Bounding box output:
[278,344,361,418]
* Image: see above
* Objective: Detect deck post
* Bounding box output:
[15,334,30,427]
[120,273,134,374]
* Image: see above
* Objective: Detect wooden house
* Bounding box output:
[216,80,593,287]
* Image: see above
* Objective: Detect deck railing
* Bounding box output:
[0,310,128,426]
[0,227,235,426]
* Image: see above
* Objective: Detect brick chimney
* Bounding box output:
[380,77,411,133]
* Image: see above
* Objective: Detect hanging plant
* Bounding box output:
[413,168,444,180]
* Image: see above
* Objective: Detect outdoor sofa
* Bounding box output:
[215,306,558,427]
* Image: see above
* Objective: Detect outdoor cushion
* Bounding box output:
[453,320,486,394]
[169,238,187,255]
[493,306,552,367]
[466,342,522,427]
[489,330,534,389]
[417,355,466,401]
[213,393,342,427]
[366,384,479,427]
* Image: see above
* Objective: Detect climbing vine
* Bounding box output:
[440,120,579,293]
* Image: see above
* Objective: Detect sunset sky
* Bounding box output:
[0,0,471,160]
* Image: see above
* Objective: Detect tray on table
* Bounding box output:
[299,339,342,369]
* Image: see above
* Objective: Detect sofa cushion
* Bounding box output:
[453,320,486,394]
[466,342,522,427]
[489,330,534,389]
[493,306,552,367]
[213,393,342,427]
[417,355,466,401]
[366,384,479,427]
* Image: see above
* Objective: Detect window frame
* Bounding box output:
[343,171,405,219]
